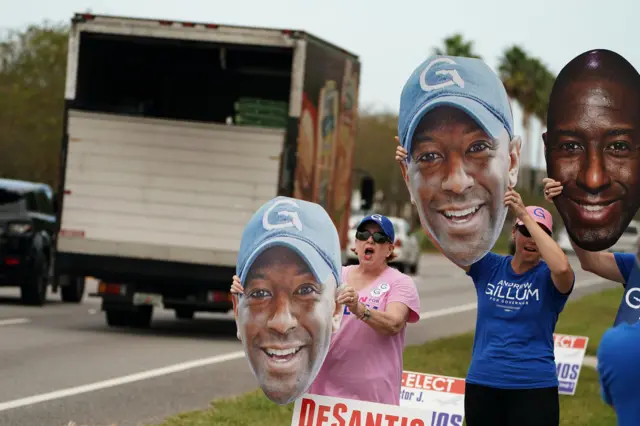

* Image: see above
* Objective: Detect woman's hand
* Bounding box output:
[542,178,563,202]
[394,136,409,162]
[230,275,244,294]
[336,285,362,317]
[504,186,528,220]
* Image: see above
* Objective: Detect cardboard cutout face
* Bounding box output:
[544,49,640,252]
[400,106,520,266]
[232,246,342,405]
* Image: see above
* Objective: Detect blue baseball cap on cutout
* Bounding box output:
[357,214,395,243]
[236,196,342,287]
[398,55,514,159]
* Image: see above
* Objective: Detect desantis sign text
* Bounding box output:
[293,394,440,426]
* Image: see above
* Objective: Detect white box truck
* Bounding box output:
[54,13,372,328]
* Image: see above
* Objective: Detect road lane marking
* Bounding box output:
[0,276,611,411]
[419,302,477,320]
[0,318,30,327]
[0,351,246,413]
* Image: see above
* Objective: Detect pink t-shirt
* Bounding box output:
[307,265,421,405]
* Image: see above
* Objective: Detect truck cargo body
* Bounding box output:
[55,13,362,326]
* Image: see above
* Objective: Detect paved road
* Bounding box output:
[0,254,619,426]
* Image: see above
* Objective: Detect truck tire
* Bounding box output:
[106,309,131,327]
[61,276,86,303]
[175,309,195,320]
[106,307,153,328]
[21,255,48,306]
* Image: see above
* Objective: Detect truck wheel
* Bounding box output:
[21,256,48,306]
[130,307,153,328]
[106,309,131,327]
[61,276,86,303]
[175,309,195,320]
[106,307,153,328]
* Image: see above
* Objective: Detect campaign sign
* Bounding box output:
[292,393,439,426]
[400,370,465,425]
[553,333,589,395]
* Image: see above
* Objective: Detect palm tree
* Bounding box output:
[498,47,539,189]
[498,47,556,191]
[432,34,482,58]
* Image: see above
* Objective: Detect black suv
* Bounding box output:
[0,179,85,305]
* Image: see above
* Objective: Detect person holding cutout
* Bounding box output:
[231,213,421,405]
[395,146,574,426]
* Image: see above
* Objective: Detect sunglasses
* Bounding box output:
[355,230,390,244]
[517,225,551,238]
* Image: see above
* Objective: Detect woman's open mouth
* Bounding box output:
[364,247,375,260]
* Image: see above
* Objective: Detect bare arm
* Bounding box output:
[570,240,624,284]
[520,214,574,293]
[351,302,410,336]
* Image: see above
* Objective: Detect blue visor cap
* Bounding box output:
[398,55,514,158]
[236,197,342,287]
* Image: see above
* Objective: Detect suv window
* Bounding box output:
[34,189,54,215]
[0,189,25,213]
[626,226,638,235]
[23,191,38,212]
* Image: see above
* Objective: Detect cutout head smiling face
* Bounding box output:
[397,55,521,266]
[233,197,343,405]
[544,49,640,252]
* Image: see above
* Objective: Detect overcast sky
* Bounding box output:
[3,0,637,168]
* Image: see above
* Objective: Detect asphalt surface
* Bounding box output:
[0,254,619,426]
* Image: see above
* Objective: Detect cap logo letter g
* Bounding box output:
[263,199,303,232]
[420,57,465,92]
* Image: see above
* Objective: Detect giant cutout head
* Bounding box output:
[397,55,521,266]
[544,49,640,251]
[232,196,343,405]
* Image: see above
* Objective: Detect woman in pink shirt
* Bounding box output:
[231,213,421,405]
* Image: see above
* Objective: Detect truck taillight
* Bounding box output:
[81,14,95,20]
[282,29,294,36]
[395,239,403,248]
[182,22,196,28]
[205,24,219,29]
[98,282,127,296]
[159,20,173,26]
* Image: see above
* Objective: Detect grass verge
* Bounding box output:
[157,287,624,426]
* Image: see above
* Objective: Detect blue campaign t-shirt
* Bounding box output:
[597,321,640,426]
[465,252,574,389]
[613,253,640,326]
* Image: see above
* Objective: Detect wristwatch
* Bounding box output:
[359,305,371,322]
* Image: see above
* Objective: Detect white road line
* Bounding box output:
[0,276,611,412]
[0,318,30,327]
[419,302,478,320]
[0,351,246,413]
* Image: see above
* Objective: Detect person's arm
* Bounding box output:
[519,214,574,293]
[351,277,421,336]
[570,240,625,285]
[351,301,409,336]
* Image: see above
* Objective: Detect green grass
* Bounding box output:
[155,288,624,426]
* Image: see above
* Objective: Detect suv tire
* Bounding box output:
[21,254,48,306]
